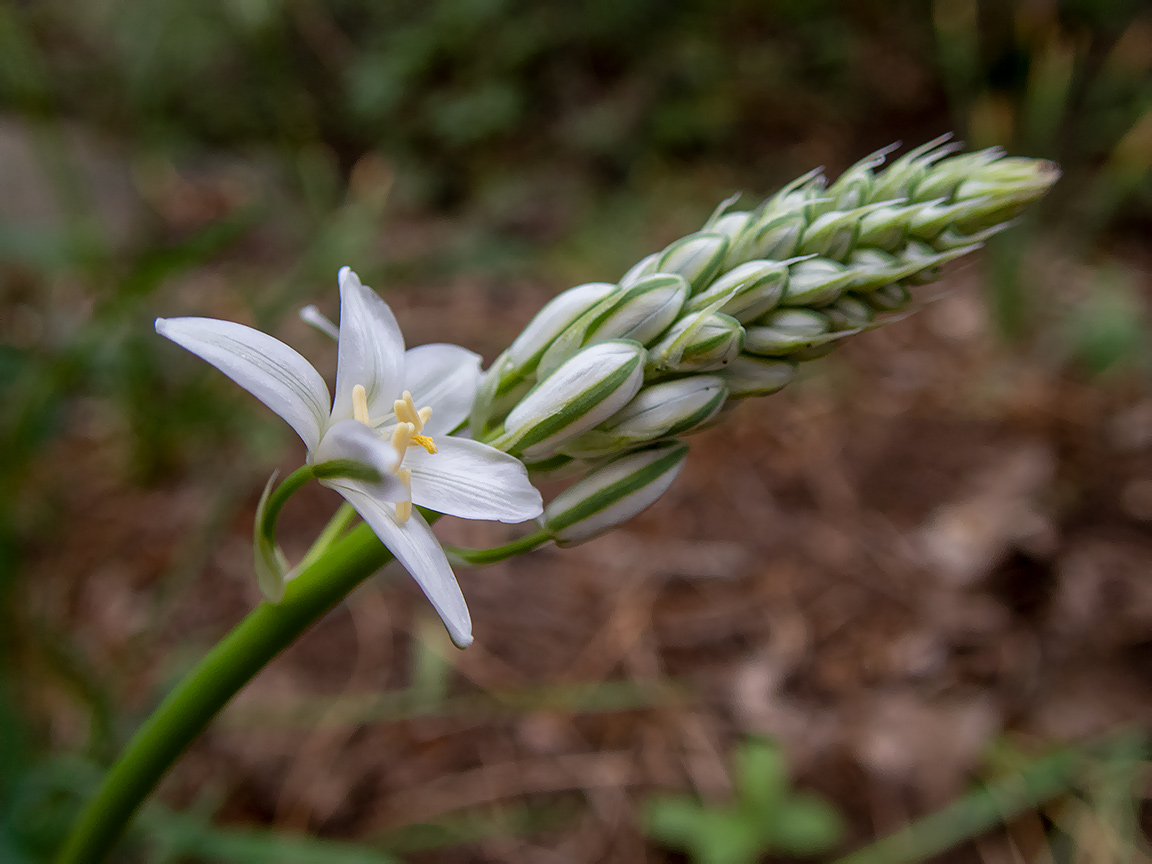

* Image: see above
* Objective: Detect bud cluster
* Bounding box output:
[475,137,1058,542]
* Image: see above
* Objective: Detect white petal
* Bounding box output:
[332,267,405,424]
[313,419,405,502]
[404,437,544,523]
[403,343,482,435]
[327,481,473,647]
[156,316,330,451]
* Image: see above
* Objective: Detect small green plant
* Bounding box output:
[642,738,843,864]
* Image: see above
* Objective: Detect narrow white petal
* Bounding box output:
[404,437,544,523]
[313,419,405,502]
[155,316,330,451]
[332,267,405,424]
[299,305,339,340]
[403,343,482,435]
[327,481,473,647]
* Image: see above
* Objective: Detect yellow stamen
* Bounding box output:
[411,434,437,454]
[393,395,415,426]
[402,391,422,432]
[417,406,433,427]
[390,422,414,464]
[352,384,371,425]
[394,467,413,522]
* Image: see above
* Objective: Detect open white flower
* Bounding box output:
[156,267,543,647]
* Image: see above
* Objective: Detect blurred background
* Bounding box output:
[2,1,1151,861]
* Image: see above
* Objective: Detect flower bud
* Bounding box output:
[647,310,744,374]
[506,282,618,373]
[500,340,646,459]
[657,232,730,293]
[542,441,689,546]
[730,208,807,265]
[620,252,659,287]
[744,309,832,355]
[912,146,1005,202]
[536,274,688,377]
[846,247,910,292]
[781,258,855,307]
[863,282,911,312]
[720,354,797,398]
[855,202,917,252]
[685,260,788,323]
[822,143,898,211]
[560,376,728,458]
[867,134,960,202]
[825,295,875,331]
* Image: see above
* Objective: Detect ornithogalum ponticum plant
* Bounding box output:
[57,137,1059,864]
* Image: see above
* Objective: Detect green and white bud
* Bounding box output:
[855,202,917,252]
[847,247,924,292]
[744,308,833,356]
[729,207,807,265]
[499,339,646,459]
[781,258,855,307]
[647,310,744,374]
[686,259,789,322]
[542,441,690,546]
[863,282,912,312]
[560,376,728,458]
[867,134,961,203]
[912,146,1005,202]
[657,232,730,293]
[536,274,687,376]
[620,253,660,287]
[820,143,899,212]
[825,295,876,331]
[506,282,618,374]
[720,354,797,398]
[952,158,1061,225]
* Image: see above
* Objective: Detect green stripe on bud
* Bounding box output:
[537,274,688,377]
[543,441,690,546]
[686,260,788,323]
[781,258,855,307]
[825,295,876,331]
[560,376,728,458]
[744,308,832,355]
[500,339,646,459]
[506,282,618,374]
[647,310,744,374]
[657,232,730,293]
[720,354,797,398]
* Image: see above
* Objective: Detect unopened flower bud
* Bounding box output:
[863,282,912,312]
[647,310,744,374]
[537,274,688,376]
[657,232,729,293]
[912,147,1005,202]
[825,295,876,331]
[730,208,807,265]
[506,282,618,374]
[620,253,659,287]
[561,376,728,458]
[500,340,646,459]
[847,247,923,292]
[542,441,690,546]
[686,260,788,323]
[867,134,961,202]
[781,258,855,307]
[744,309,832,355]
[720,354,797,398]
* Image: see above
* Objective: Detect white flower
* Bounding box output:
[156,267,543,647]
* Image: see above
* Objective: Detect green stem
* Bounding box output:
[443,527,552,566]
[259,465,315,541]
[55,521,395,864]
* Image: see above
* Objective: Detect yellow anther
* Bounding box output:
[352,384,371,425]
[411,434,437,454]
[417,406,433,427]
[402,391,423,432]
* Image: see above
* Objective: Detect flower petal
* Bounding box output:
[313,419,405,502]
[326,480,473,647]
[403,343,482,435]
[156,316,330,451]
[405,437,544,523]
[332,267,406,424]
